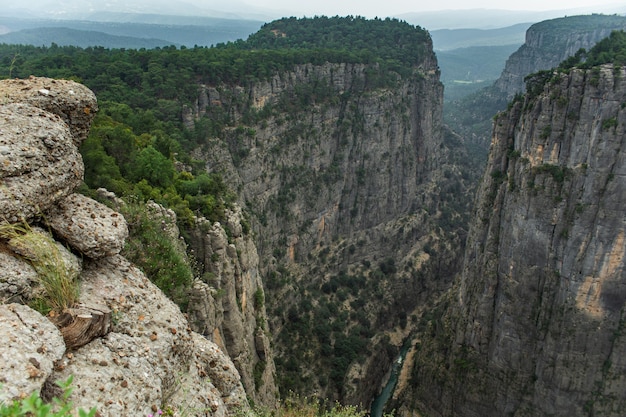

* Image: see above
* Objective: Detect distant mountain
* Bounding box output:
[3,0,276,21]
[399,6,626,30]
[0,27,175,48]
[430,23,529,51]
[0,15,264,47]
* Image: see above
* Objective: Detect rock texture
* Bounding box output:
[0,249,40,304]
[0,76,98,145]
[53,255,249,416]
[46,193,128,259]
[0,77,96,222]
[0,77,252,416]
[495,15,626,98]
[0,103,84,223]
[187,208,278,407]
[0,303,65,401]
[403,64,626,416]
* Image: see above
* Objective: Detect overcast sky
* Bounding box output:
[243,0,625,18]
[5,0,625,25]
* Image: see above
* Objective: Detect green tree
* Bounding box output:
[133,145,175,188]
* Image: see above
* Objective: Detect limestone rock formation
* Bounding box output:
[404,64,626,417]
[52,255,248,416]
[45,193,128,259]
[0,249,39,304]
[0,103,84,223]
[494,15,626,98]
[187,207,279,407]
[0,76,98,145]
[0,303,65,402]
[0,77,252,416]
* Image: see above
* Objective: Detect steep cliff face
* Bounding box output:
[188,56,472,403]
[494,15,626,98]
[186,207,278,407]
[404,64,626,416]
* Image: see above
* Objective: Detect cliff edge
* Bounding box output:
[0,77,251,416]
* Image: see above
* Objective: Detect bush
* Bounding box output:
[246,396,382,417]
[120,201,194,310]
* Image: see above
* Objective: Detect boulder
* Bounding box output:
[45,193,128,259]
[47,255,249,416]
[0,103,84,223]
[0,303,66,402]
[0,249,39,304]
[0,76,97,146]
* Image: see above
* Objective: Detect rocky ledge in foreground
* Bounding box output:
[0,76,251,416]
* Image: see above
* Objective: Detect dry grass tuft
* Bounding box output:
[0,221,79,313]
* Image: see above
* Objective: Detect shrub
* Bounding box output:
[254,288,265,311]
[120,201,194,310]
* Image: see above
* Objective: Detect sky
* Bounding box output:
[4,0,625,26]
[242,0,625,18]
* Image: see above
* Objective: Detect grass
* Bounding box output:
[0,222,79,314]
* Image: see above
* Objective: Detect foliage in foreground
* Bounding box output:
[0,377,95,417]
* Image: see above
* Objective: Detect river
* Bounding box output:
[369,342,411,417]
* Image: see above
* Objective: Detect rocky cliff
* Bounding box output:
[186,51,474,404]
[494,15,626,98]
[0,77,252,416]
[186,207,278,407]
[400,63,626,416]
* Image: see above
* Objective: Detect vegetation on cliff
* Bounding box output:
[525,30,626,97]
[444,15,626,149]
[559,29,626,69]
[242,16,432,69]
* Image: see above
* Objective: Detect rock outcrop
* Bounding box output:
[186,208,278,407]
[402,64,626,417]
[494,15,626,98]
[0,77,251,416]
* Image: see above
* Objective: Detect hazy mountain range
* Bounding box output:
[5,1,626,30]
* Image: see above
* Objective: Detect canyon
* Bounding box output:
[1,14,625,417]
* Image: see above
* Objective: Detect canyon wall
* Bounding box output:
[494,15,626,97]
[401,63,626,416]
[187,55,474,404]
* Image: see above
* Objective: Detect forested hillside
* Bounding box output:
[0,16,430,226]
